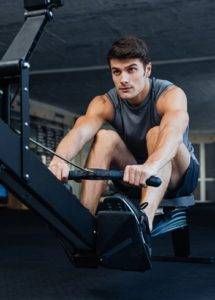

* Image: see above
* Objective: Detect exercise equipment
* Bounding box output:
[0,1,214,273]
[0,0,95,258]
[0,0,152,272]
[68,169,214,268]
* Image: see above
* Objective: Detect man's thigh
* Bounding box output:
[104,131,140,198]
[107,131,137,170]
[167,143,199,198]
[169,143,191,189]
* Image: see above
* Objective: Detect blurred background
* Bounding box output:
[0,2,214,299]
[2,0,213,204]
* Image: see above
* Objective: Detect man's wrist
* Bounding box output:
[55,149,72,162]
[142,160,160,174]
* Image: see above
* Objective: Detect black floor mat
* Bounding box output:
[0,205,214,300]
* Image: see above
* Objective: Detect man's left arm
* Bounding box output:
[123,86,189,186]
[144,86,189,172]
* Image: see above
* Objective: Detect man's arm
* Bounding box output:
[49,95,113,181]
[144,86,189,171]
[124,86,189,185]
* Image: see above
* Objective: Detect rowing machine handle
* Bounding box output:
[68,169,161,187]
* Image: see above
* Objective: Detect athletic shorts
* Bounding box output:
[112,156,199,200]
[165,156,199,198]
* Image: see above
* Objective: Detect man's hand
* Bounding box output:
[123,163,158,187]
[49,158,70,182]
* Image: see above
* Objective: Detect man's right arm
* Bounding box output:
[48,95,113,181]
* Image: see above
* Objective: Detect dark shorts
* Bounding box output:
[165,156,199,198]
[112,156,199,200]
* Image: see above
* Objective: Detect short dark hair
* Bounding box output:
[107,36,151,66]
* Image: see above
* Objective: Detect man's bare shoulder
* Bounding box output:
[86,94,114,121]
[92,94,112,105]
[156,85,187,115]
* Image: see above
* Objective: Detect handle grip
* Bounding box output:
[68,168,161,187]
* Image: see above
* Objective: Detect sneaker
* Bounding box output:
[123,199,152,257]
[151,208,187,237]
[138,203,152,257]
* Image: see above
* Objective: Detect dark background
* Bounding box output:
[0,0,215,132]
[0,3,214,299]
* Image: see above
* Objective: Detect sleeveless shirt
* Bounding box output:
[106,77,197,164]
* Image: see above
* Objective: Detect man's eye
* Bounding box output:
[113,70,120,76]
[128,68,137,73]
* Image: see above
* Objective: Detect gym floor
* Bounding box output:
[0,205,214,300]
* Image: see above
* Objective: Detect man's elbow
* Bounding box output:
[173,110,189,132]
[176,111,189,144]
[183,111,189,128]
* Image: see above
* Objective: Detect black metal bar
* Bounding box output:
[20,60,30,180]
[0,0,98,265]
[0,73,19,129]
[0,60,20,77]
[69,169,162,187]
[0,165,84,252]
[2,15,48,63]
[24,0,63,11]
[0,83,11,125]
[0,120,96,250]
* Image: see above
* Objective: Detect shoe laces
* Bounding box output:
[140,202,148,210]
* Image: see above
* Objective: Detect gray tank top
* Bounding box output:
[106,77,197,163]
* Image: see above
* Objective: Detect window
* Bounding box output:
[193,142,215,202]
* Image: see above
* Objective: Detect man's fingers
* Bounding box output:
[123,165,152,187]
[134,169,141,186]
[124,166,135,184]
[55,167,62,181]
[140,172,147,188]
[49,161,69,181]
[124,166,142,186]
[61,167,69,182]
[49,164,58,177]
[123,166,129,182]
[129,167,136,184]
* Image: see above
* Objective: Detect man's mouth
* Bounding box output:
[119,87,132,92]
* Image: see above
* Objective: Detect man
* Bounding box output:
[49,36,199,234]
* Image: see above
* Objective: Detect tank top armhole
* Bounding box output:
[155,83,175,102]
[153,83,175,125]
[105,92,117,124]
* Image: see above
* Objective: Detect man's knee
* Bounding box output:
[172,143,191,171]
[94,129,120,150]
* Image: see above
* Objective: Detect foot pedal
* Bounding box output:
[152,209,188,237]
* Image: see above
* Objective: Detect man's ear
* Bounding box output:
[145,62,152,77]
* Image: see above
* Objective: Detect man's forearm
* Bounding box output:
[55,129,87,161]
[145,126,184,171]
[54,115,102,162]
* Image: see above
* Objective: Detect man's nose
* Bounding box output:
[120,72,129,84]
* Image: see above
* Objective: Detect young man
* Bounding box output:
[49,36,199,234]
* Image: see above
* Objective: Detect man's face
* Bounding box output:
[110,58,151,100]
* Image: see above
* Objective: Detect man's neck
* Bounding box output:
[127,78,150,106]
